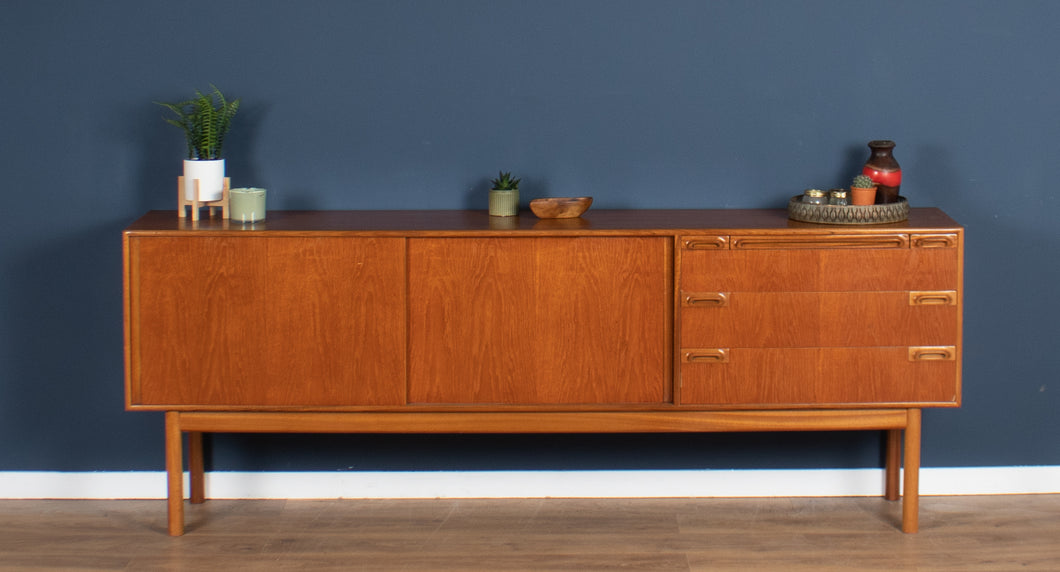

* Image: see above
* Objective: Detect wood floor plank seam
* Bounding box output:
[0,496,1056,571]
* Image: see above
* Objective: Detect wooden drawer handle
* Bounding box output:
[908,346,955,361]
[683,349,729,363]
[909,291,957,306]
[730,234,909,250]
[683,236,728,250]
[911,234,958,248]
[683,292,729,307]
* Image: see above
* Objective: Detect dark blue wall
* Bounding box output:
[2,0,1057,472]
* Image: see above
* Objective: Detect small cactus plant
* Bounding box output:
[490,171,521,191]
[851,174,876,189]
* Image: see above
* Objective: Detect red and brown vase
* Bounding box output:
[861,140,902,204]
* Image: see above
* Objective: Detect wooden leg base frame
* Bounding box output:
[177,176,230,221]
[162,409,923,536]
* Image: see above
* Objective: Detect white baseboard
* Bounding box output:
[0,467,1056,500]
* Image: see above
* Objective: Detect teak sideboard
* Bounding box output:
[122,208,963,536]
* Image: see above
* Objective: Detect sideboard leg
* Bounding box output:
[885,429,901,501]
[165,412,185,536]
[188,431,205,504]
[902,408,922,533]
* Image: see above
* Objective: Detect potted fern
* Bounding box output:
[488,171,520,216]
[155,85,240,202]
[850,174,878,206]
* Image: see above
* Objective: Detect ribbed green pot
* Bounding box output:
[489,189,519,216]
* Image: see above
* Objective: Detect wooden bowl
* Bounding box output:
[529,197,593,219]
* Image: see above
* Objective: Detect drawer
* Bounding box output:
[680,291,959,347]
[680,233,960,292]
[679,347,960,406]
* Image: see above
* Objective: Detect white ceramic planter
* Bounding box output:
[183,159,226,201]
[229,187,267,222]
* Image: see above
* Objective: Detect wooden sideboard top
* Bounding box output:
[125,208,961,235]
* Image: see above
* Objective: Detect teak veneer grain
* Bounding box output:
[122,208,963,536]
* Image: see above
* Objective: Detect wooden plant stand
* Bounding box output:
[178,176,230,221]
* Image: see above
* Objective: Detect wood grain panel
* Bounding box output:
[680,291,959,347]
[260,237,405,406]
[132,237,268,406]
[680,347,959,406]
[130,237,405,407]
[175,409,909,434]
[680,246,959,292]
[408,237,670,404]
[124,207,963,234]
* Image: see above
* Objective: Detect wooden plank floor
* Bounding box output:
[0,495,1057,570]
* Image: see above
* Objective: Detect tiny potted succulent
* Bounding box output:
[488,171,521,216]
[155,85,240,202]
[850,174,878,206]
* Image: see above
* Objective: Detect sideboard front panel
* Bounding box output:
[124,210,961,412]
[129,236,406,407]
[677,232,961,407]
[407,237,672,405]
